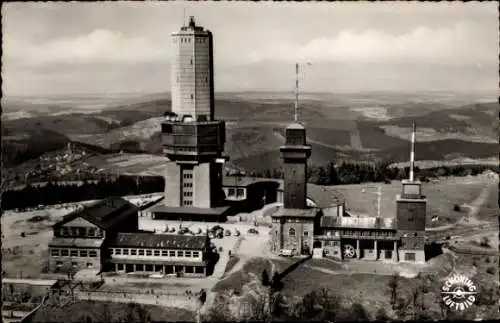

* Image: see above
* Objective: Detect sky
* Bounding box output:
[2,2,498,96]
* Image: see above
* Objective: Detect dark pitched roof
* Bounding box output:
[108,233,209,250]
[55,196,138,230]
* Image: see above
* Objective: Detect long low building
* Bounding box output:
[48,196,215,277]
[105,232,212,277]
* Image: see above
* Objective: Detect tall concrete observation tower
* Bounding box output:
[157,17,228,221]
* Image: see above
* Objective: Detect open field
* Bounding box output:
[3,92,497,171]
[85,153,169,176]
[330,174,498,227]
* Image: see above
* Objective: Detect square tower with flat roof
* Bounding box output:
[271,123,316,256]
[396,122,426,263]
[153,17,229,222]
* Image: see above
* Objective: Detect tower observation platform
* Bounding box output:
[152,17,230,222]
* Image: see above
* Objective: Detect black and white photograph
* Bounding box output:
[1,1,499,322]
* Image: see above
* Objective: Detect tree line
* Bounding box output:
[2,176,165,211]
[239,162,498,186]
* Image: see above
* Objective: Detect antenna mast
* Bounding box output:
[294,63,299,122]
[377,185,381,218]
[410,121,416,181]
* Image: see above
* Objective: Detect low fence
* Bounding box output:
[74,290,198,311]
[20,296,47,323]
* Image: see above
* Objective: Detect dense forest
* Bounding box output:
[2,163,497,211]
[249,162,498,186]
[2,176,164,211]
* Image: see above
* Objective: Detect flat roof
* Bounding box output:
[48,238,104,248]
[222,176,280,188]
[108,232,208,250]
[272,207,318,218]
[149,204,230,216]
[222,177,344,209]
[2,278,58,286]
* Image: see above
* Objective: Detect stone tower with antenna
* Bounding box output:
[395,122,426,263]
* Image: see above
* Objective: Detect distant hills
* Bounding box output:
[2,93,497,172]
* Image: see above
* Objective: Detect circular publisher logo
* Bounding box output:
[441,273,478,311]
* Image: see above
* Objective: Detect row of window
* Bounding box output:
[287,228,309,237]
[183,191,193,197]
[174,37,208,44]
[335,230,395,237]
[183,183,193,188]
[110,248,200,258]
[182,172,193,179]
[59,226,102,238]
[51,248,98,258]
[183,200,193,206]
[227,188,245,197]
[115,263,205,274]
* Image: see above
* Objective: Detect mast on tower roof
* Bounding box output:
[409,121,416,182]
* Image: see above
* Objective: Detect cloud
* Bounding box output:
[3,29,170,67]
[246,22,496,65]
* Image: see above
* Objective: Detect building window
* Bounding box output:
[146,250,152,256]
[89,251,97,257]
[169,250,176,257]
[136,264,144,271]
[130,249,137,256]
[228,188,235,196]
[145,264,153,272]
[117,264,124,271]
[71,227,78,236]
[154,250,160,256]
[88,228,96,237]
[190,59,193,65]
[303,231,309,237]
[183,191,193,197]
[115,249,122,255]
[177,251,184,257]
[139,249,145,256]
[191,94,194,100]
[77,228,86,237]
[193,251,199,258]
[183,183,193,188]
[60,228,68,236]
[70,250,78,257]
[183,200,193,206]
[185,251,192,257]
[404,253,416,261]
[80,250,88,257]
[51,249,59,257]
[123,249,129,255]
[236,188,244,197]
[288,228,296,236]
[61,249,69,257]
[183,173,193,179]
[161,250,168,256]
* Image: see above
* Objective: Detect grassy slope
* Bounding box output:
[32,300,195,322]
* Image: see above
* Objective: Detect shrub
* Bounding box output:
[486,266,495,275]
[479,237,491,248]
[453,204,461,212]
[261,269,269,286]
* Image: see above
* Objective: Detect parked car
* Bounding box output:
[234,230,241,237]
[279,249,294,257]
[224,230,231,236]
[248,228,259,235]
